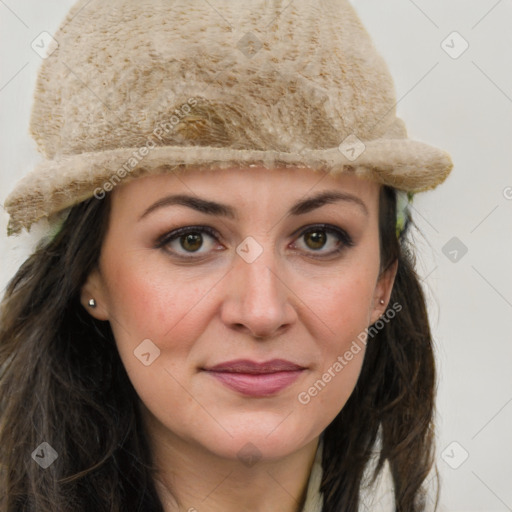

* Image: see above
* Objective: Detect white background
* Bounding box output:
[1,1,511,510]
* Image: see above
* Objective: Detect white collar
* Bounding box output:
[301,437,324,512]
[299,434,400,512]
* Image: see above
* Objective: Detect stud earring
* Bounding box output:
[88,298,97,308]
[379,299,385,305]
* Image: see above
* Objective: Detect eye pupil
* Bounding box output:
[181,233,203,252]
[304,230,326,250]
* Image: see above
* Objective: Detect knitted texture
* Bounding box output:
[4,0,453,234]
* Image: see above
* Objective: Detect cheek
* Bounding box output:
[309,256,378,345]
[100,255,221,433]
[297,257,378,415]
[103,251,210,339]
[101,252,217,383]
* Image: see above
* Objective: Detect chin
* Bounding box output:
[197,418,316,462]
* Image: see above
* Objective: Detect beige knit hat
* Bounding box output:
[4,0,453,235]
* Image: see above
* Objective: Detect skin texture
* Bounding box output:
[81,166,397,512]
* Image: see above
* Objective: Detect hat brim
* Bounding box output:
[5,139,453,235]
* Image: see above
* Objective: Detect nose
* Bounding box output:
[220,246,297,340]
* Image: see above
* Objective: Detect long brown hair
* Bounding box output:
[0,183,437,511]
[321,185,438,511]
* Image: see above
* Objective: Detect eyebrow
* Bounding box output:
[138,190,369,221]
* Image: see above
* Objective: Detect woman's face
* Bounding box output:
[82,166,396,461]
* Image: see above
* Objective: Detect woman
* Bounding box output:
[0,0,453,510]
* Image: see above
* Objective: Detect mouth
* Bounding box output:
[201,359,306,397]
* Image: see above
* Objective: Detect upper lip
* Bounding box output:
[203,359,305,374]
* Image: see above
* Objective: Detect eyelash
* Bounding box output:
[155,224,354,260]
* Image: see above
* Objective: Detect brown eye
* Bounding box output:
[180,232,203,252]
[293,224,354,257]
[156,225,221,259]
[303,230,327,250]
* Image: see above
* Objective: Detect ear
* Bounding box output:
[369,259,398,326]
[80,267,110,321]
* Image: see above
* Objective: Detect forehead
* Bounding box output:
[113,166,381,210]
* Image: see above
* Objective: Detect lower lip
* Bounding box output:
[205,370,304,397]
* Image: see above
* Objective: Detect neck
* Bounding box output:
[141,406,320,512]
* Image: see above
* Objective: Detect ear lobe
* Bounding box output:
[80,267,110,321]
[369,259,398,326]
